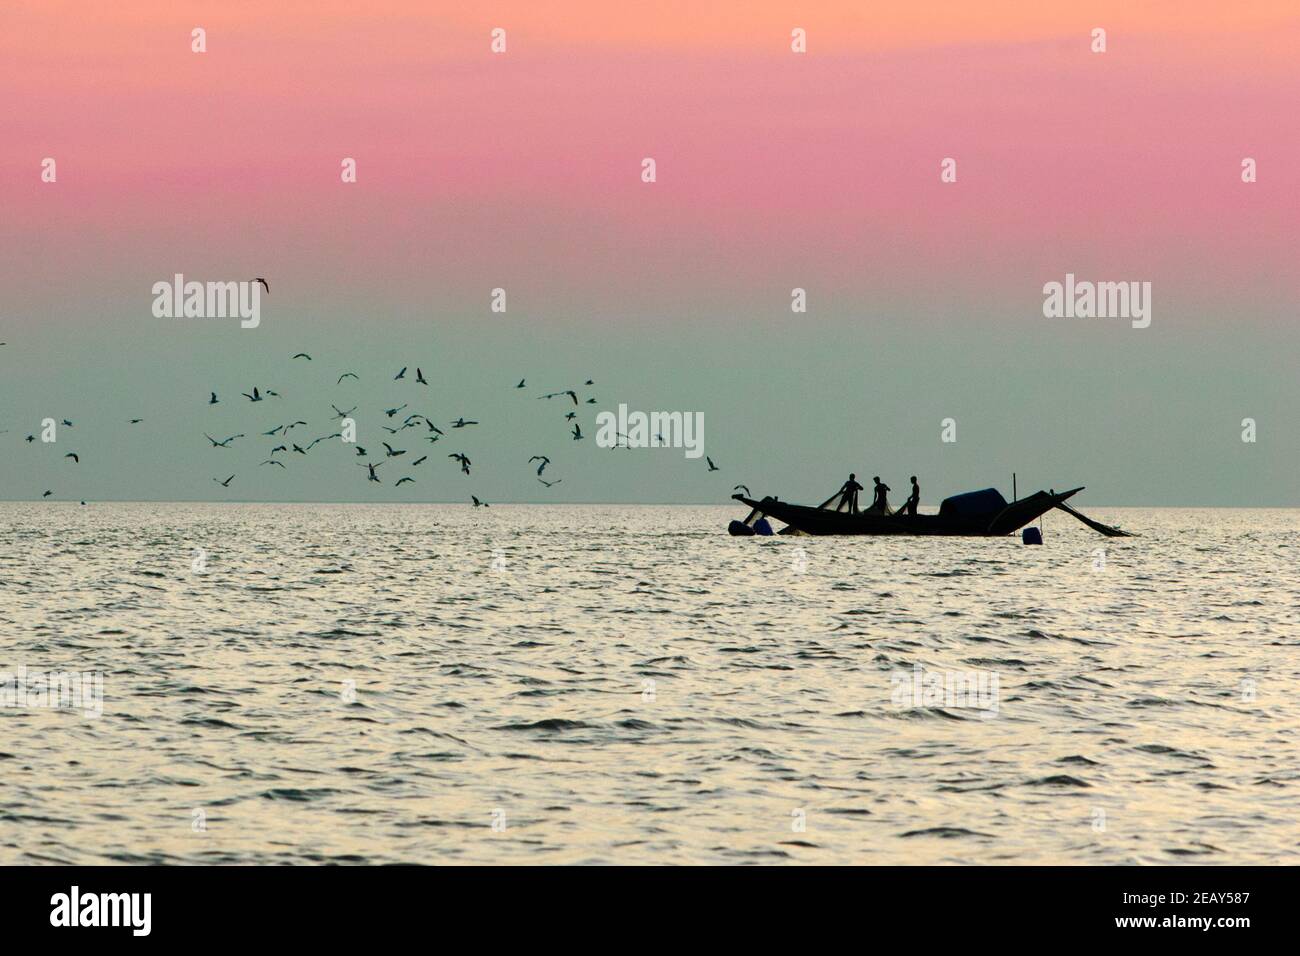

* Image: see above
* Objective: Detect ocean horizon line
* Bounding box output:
[1,498,1296,509]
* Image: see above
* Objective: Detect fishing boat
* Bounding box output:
[729,486,1132,537]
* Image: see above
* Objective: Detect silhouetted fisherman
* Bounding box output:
[837,473,864,513]
[900,476,920,516]
[869,476,891,513]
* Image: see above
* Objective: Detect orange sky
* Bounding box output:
[4,0,1299,58]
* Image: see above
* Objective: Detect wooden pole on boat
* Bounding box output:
[1012,473,1017,502]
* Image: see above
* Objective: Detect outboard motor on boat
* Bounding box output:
[1022,527,1043,545]
[729,495,775,536]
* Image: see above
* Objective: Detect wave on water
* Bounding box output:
[0,503,1296,864]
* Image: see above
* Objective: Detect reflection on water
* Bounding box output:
[0,503,1296,864]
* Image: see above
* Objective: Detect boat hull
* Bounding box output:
[732,488,1082,537]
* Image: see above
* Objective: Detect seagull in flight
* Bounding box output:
[471,495,488,507]
[42,490,53,497]
[707,456,720,471]
[209,392,219,404]
[384,404,407,418]
[213,474,235,487]
[515,379,526,388]
[292,443,307,455]
[337,372,359,384]
[292,353,311,360]
[542,390,578,405]
[450,418,478,428]
[416,368,428,385]
[253,278,269,294]
[65,452,79,463]
[261,460,286,468]
[331,404,356,419]
[128,418,143,424]
[449,453,471,475]
[383,442,406,457]
[242,386,264,402]
[394,367,407,381]
[395,477,415,486]
[734,484,751,496]
[571,423,583,440]
[359,462,383,482]
[538,478,562,487]
[529,455,550,475]
[204,433,244,448]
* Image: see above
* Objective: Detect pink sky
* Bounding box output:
[3,2,1297,315]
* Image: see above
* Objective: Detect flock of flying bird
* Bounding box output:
[12,345,726,503]
[197,356,603,503]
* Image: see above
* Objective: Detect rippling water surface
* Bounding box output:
[1,503,1297,864]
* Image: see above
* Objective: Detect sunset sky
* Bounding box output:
[1,2,1296,504]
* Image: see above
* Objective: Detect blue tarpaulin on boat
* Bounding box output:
[939,488,1008,518]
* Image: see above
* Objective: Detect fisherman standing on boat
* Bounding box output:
[869,476,892,514]
[900,476,920,516]
[837,473,864,513]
